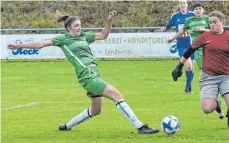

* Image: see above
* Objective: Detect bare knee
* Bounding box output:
[91,108,102,116]
[186,64,193,71]
[103,85,124,101]
[201,99,217,114]
[202,106,214,114]
[185,59,193,71]
[112,88,124,101]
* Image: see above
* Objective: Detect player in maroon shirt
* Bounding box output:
[172,11,229,128]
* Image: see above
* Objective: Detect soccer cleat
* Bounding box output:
[217,110,224,119]
[184,86,192,94]
[215,99,224,119]
[59,124,71,131]
[138,124,159,134]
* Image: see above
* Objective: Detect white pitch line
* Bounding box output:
[42,102,86,104]
[1,100,196,111]
[1,101,88,111]
[1,102,41,111]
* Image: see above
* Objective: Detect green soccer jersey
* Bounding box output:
[51,31,97,75]
[183,15,209,42]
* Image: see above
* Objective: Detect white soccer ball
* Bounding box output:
[161,115,180,134]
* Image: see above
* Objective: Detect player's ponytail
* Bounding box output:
[55,10,80,32]
[56,10,69,23]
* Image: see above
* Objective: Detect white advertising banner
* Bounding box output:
[1,33,178,59]
[1,34,64,59]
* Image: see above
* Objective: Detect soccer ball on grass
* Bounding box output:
[161,115,180,134]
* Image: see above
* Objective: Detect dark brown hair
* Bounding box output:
[56,10,80,32]
[193,3,204,9]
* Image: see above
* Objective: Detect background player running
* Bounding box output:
[161,0,195,94]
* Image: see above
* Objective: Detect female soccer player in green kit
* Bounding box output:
[7,10,159,134]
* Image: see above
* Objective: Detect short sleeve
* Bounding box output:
[204,16,209,22]
[85,31,96,44]
[191,32,207,49]
[183,18,190,32]
[165,14,176,30]
[204,16,210,27]
[51,35,65,47]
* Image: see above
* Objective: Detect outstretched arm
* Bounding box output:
[167,29,185,43]
[171,48,195,81]
[7,40,53,50]
[194,27,210,32]
[172,37,211,81]
[95,10,117,40]
[161,15,175,32]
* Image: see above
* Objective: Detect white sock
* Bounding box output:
[66,108,92,128]
[116,100,144,129]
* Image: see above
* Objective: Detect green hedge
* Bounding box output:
[1,1,229,29]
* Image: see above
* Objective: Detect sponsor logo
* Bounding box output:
[170,41,177,54]
[12,48,39,55]
[12,38,39,55]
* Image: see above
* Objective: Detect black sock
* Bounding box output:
[215,100,222,113]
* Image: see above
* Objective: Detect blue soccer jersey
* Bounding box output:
[165,11,195,58]
[165,11,195,39]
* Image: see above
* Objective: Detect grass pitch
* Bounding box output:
[1,59,228,143]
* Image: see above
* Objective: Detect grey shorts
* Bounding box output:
[199,71,229,99]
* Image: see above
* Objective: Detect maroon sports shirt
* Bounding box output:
[191,30,229,75]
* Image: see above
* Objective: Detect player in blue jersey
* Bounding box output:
[161,0,195,94]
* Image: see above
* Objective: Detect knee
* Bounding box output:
[186,65,193,71]
[109,85,124,99]
[202,106,214,114]
[186,67,192,71]
[91,109,102,116]
[185,61,193,71]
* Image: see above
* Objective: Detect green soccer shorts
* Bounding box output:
[194,48,203,69]
[78,66,108,97]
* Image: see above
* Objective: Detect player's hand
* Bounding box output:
[7,43,18,50]
[172,62,184,81]
[161,27,166,32]
[167,38,174,44]
[194,27,204,32]
[172,67,182,81]
[107,10,117,22]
